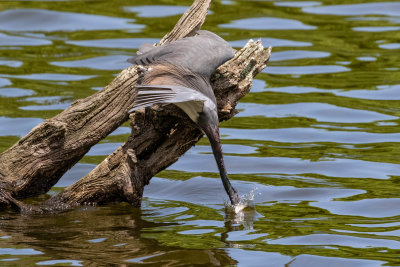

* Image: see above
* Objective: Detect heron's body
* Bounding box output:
[128,30,234,78]
[128,30,240,205]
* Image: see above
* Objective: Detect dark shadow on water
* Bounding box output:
[0,203,237,266]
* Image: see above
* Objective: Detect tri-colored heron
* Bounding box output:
[128,30,240,205]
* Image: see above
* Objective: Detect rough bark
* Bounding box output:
[0,0,271,213]
[158,0,212,45]
[0,0,212,204]
[42,40,271,213]
[0,68,138,200]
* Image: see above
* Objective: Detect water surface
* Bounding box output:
[0,0,400,266]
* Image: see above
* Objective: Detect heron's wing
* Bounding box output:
[129,85,211,113]
[127,43,174,65]
[137,43,155,55]
[127,31,234,77]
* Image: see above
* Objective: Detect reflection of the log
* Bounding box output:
[0,204,237,265]
[224,207,259,230]
[223,190,260,233]
[127,248,237,266]
[222,206,261,249]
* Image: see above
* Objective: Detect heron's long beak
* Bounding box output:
[202,124,240,205]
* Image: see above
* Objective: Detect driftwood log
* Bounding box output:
[0,0,271,213]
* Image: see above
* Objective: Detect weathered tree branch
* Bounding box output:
[44,41,271,212]
[0,0,212,204]
[0,67,138,201]
[0,0,271,213]
[158,0,211,45]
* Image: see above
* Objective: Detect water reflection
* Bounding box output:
[220,17,316,30]
[265,65,350,75]
[311,198,400,218]
[125,5,189,18]
[288,254,385,267]
[270,50,330,61]
[0,206,239,265]
[0,88,35,98]
[221,128,400,144]
[51,55,131,70]
[379,43,400,50]
[0,78,11,88]
[303,2,400,16]
[20,102,71,111]
[229,38,312,48]
[0,0,400,265]
[353,26,400,32]
[263,84,400,100]
[0,117,43,137]
[1,73,96,81]
[268,233,400,249]
[67,38,159,49]
[275,1,320,7]
[236,102,395,122]
[0,60,22,68]
[0,33,52,46]
[0,9,144,32]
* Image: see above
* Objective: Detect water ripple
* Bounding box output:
[311,198,400,218]
[268,233,400,249]
[1,1,400,265]
[265,65,350,75]
[0,33,52,46]
[229,38,312,48]
[221,128,400,144]
[0,117,44,137]
[0,9,144,32]
[172,153,399,179]
[67,38,159,49]
[51,55,131,70]
[220,17,316,30]
[303,2,400,16]
[236,102,396,123]
[125,5,189,18]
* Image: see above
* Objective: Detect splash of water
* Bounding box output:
[234,187,257,213]
[224,187,260,230]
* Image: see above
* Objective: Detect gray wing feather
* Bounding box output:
[137,43,155,55]
[129,85,210,113]
[127,30,234,78]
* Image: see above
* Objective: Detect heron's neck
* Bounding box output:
[203,124,240,205]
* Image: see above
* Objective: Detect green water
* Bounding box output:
[1,0,400,266]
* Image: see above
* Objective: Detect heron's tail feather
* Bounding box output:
[129,85,211,115]
[130,85,176,112]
